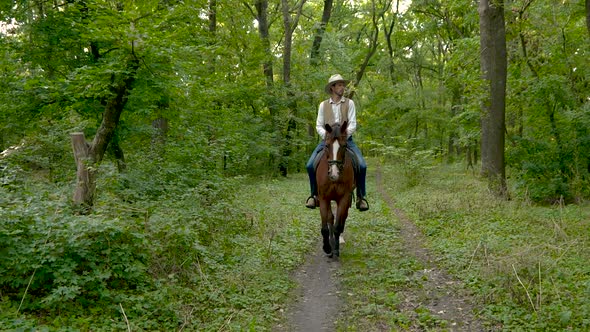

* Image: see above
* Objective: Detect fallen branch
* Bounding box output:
[467,240,481,271]
[512,264,537,314]
[17,228,53,314]
[120,303,131,332]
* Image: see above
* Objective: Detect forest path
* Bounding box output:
[280,242,341,331]
[281,164,484,331]
[375,165,484,331]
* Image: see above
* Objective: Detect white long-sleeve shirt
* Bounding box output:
[315,97,357,139]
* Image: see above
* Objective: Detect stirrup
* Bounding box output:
[356,198,369,212]
[305,196,318,209]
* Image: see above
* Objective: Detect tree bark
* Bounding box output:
[281,0,306,85]
[466,145,473,169]
[71,57,139,212]
[208,0,217,36]
[516,0,538,77]
[152,118,169,145]
[208,0,217,73]
[279,0,306,176]
[382,0,399,82]
[282,0,293,86]
[255,0,274,91]
[309,0,333,66]
[88,63,138,164]
[448,89,461,160]
[479,0,507,196]
[71,132,95,213]
[110,134,127,172]
[349,0,383,99]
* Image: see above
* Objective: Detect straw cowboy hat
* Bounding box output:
[325,74,350,94]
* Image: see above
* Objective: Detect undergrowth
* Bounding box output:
[0,162,317,331]
[334,163,469,331]
[381,161,590,331]
[333,196,426,330]
[3,156,590,331]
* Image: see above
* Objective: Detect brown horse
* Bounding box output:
[316,121,355,257]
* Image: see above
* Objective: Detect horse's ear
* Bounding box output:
[341,121,348,133]
[324,123,333,133]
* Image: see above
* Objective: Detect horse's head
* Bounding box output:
[324,121,348,181]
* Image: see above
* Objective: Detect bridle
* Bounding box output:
[322,121,349,180]
[325,137,347,173]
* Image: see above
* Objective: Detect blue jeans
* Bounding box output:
[306,136,367,198]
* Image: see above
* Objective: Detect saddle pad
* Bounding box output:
[312,149,325,170]
[347,147,360,174]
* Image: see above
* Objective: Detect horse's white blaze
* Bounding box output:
[330,140,340,178]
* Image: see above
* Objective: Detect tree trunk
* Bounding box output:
[71,132,95,213]
[88,69,136,164]
[71,57,139,212]
[383,0,399,82]
[516,1,538,78]
[479,0,507,196]
[586,0,590,38]
[448,89,461,160]
[208,0,217,73]
[280,0,293,177]
[279,0,306,177]
[466,145,473,169]
[349,0,382,99]
[152,118,169,146]
[255,0,274,91]
[310,0,333,66]
[110,134,127,172]
[282,0,294,86]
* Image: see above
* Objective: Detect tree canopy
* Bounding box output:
[0,0,589,201]
[2,0,590,329]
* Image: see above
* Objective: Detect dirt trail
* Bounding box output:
[375,167,483,331]
[282,166,484,331]
[280,242,341,331]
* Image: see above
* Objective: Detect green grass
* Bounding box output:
[378,160,590,331]
[334,201,423,331]
[0,171,319,331]
[333,163,454,331]
[2,159,590,331]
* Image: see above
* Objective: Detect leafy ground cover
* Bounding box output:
[375,161,590,331]
[1,164,319,331]
[333,163,483,331]
[2,158,590,330]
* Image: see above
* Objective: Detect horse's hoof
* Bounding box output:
[323,244,332,255]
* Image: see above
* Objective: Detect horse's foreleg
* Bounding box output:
[328,202,337,257]
[335,197,350,235]
[321,226,331,255]
[319,200,333,255]
[332,197,351,257]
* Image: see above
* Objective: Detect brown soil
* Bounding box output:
[278,242,341,331]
